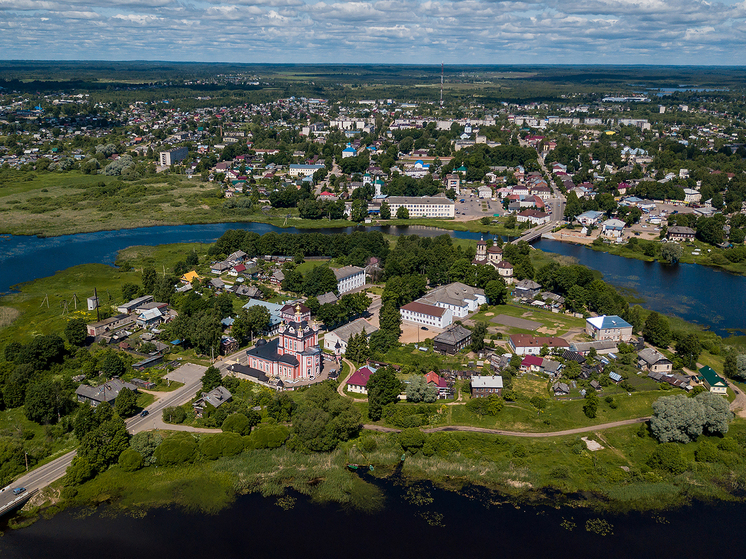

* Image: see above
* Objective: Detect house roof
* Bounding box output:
[333,266,364,281]
[638,347,670,365]
[317,292,339,306]
[401,301,446,318]
[75,379,137,404]
[515,279,541,290]
[510,334,569,349]
[432,324,472,346]
[521,355,544,367]
[609,372,623,382]
[198,386,232,409]
[181,271,201,283]
[699,366,727,387]
[327,318,378,344]
[418,282,485,309]
[348,365,376,387]
[425,371,447,388]
[471,375,503,389]
[587,315,632,330]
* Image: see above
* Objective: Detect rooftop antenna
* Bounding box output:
[440,62,444,109]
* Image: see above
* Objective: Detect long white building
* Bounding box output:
[385,196,455,218]
[333,266,365,294]
[400,301,453,329]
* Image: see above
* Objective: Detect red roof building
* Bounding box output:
[347,365,376,394]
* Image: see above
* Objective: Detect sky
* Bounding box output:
[1,0,746,64]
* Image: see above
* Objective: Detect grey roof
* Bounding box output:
[76,379,137,404]
[228,250,247,260]
[328,318,378,344]
[541,359,562,373]
[332,266,364,281]
[471,375,503,389]
[247,338,298,366]
[198,386,232,408]
[553,382,570,394]
[571,340,618,352]
[419,282,485,309]
[211,261,232,271]
[515,279,541,291]
[317,292,338,306]
[638,347,670,365]
[433,324,472,346]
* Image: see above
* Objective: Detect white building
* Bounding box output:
[333,266,365,294]
[288,164,325,177]
[445,174,461,194]
[385,196,455,218]
[516,209,550,226]
[323,318,378,356]
[601,218,626,239]
[683,188,702,204]
[478,185,493,199]
[400,301,453,328]
[418,282,486,319]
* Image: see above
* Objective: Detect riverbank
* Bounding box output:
[12,418,746,530]
[542,229,746,277]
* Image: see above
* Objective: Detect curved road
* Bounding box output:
[363,416,650,437]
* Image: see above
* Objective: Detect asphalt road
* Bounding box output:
[0,368,209,513]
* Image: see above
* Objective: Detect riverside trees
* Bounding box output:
[650,393,731,443]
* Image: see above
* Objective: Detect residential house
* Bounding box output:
[425,371,450,399]
[317,292,339,306]
[323,318,378,356]
[75,379,138,407]
[553,382,570,396]
[699,366,728,394]
[181,271,202,284]
[86,314,135,337]
[136,308,164,328]
[541,359,562,378]
[586,315,633,342]
[242,299,285,334]
[637,348,672,374]
[193,386,232,418]
[210,261,232,275]
[514,279,541,299]
[471,375,503,398]
[667,226,696,242]
[509,334,569,356]
[347,365,376,394]
[520,355,543,373]
[432,324,472,354]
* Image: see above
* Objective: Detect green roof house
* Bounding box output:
[699,366,728,395]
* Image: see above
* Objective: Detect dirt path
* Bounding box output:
[361,417,650,438]
[727,380,746,418]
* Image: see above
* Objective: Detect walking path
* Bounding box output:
[362,416,650,438]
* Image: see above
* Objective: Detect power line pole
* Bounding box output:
[440,62,444,109]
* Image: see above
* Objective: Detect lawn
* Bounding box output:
[0,263,141,346]
[472,302,587,338]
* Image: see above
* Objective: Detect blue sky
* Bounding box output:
[1,0,745,64]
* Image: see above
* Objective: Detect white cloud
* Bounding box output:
[0,0,743,62]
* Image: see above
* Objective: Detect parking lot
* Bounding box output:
[455,190,496,221]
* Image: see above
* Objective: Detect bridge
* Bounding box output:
[0,489,39,519]
[510,222,557,245]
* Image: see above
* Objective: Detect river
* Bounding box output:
[1,222,744,336]
[0,476,743,559]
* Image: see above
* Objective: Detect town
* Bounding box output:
[0,64,745,527]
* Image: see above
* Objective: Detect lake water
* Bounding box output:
[1,222,744,336]
[0,475,744,559]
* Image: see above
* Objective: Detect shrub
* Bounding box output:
[695,440,720,463]
[399,428,426,453]
[118,449,144,472]
[222,413,251,436]
[647,443,688,475]
[154,433,198,466]
[199,433,245,460]
[248,424,289,449]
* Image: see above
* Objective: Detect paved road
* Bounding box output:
[0,364,213,513]
[362,417,650,437]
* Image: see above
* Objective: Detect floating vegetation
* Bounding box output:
[652,514,669,524]
[561,519,576,531]
[404,484,434,507]
[275,495,296,511]
[419,511,445,527]
[585,518,614,536]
